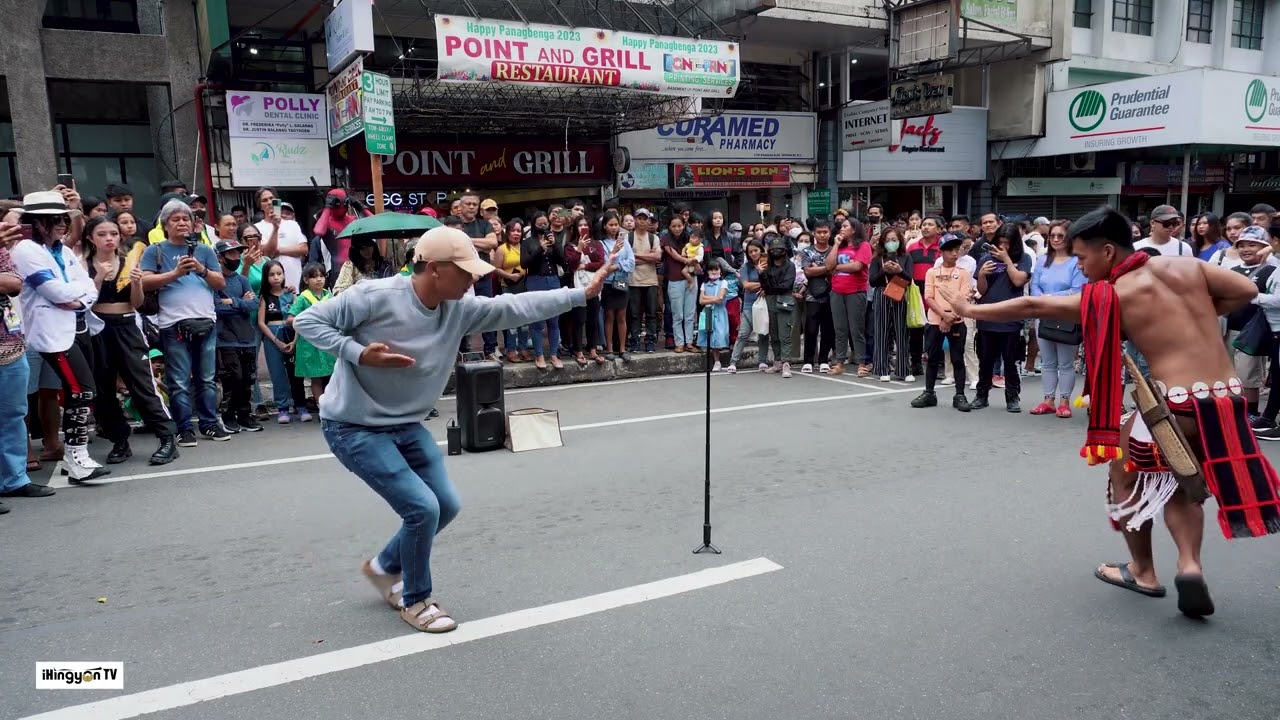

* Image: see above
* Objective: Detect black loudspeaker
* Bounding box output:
[454,360,506,452]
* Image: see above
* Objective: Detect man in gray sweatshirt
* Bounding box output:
[295,226,606,633]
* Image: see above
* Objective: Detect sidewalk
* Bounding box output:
[443,348,756,394]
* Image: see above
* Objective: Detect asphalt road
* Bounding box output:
[3,370,1279,720]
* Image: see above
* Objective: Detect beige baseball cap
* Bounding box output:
[412,226,496,276]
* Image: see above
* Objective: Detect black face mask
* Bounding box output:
[769,249,786,260]
[222,257,239,272]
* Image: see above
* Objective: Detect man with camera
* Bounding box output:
[141,199,228,447]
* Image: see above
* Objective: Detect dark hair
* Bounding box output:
[744,238,764,256]
[1043,220,1072,267]
[950,214,970,224]
[1068,206,1135,250]
[81,215,124,265]
[104,183,132,200]
[1226,211,1253,227]
[566,197,584,209]
[980,211,999,223]
[599,210,622,237]
[687,211,704,225]
[504,218,524,243]
[260,259,288,297]
[688,229,704,242]
[442,215,464,228]
[82,195,106,212]
[869,203,883,213]
[877,227,907,259]
[301,262,326,281]
[108,208,137,226]
[1190,211,1223,253]
[993,222,1025,262]
[161,180,186,193]
[1251,203,1277,215]
[231,205,248,214]
[253,186,277,207]
[236,223,261,242]
[529,211,549,231]
[1268,223,1280,241]
[839,217,866,249]
[350,238,383,275]
[812,219,832,232]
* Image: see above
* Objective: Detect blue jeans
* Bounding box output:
[503,325,530,353]
[262,328,297,413]
[469,279,498,355]
[526,274,562,358]
[161,324,219,432]
[323,420,461,607]
[667,280,697,346]
[0,357,31,493]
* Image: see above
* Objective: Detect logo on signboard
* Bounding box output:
[249,143,273,164]
[1246,79,1268,123]
[1068,90,1106,133]
[229,95,254,117]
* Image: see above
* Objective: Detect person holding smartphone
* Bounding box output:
[972,222,1032,412]
[521,210,567,370]
[255,186,308,292]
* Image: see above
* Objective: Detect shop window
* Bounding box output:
[1074,0,1094,28]
[1112,0,1153,35]
[1186,0,1213,42]
[43,0,139,33]
[1232,0,1265,49]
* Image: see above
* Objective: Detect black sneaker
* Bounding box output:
[910,391,938,408]
[177,429,198,447]
[202,425,231,442]
[953,395,972,412]
[1250,415,1275,431]
[221,416,243,434]
[969,396,989,410]
[645,342,655,353]
[1257,425,1280,441]
[237,415,264,433]
[1006,399,1022,413]
[106,441,132,464]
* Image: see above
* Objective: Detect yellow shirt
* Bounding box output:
[147,222,213,246]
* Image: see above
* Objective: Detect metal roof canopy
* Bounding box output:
[387,0,769,136]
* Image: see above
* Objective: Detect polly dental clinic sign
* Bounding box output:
[1030,69,1280,157]
[434,15,739,97]
[616,111,818,163]
[226,90,331,188]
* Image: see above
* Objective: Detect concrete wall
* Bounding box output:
[0,0,203,195]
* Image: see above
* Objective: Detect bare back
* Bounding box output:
[1115,257,1240,388]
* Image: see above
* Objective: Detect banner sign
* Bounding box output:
[324,0,374,73]
[434,15,739,97]
[1127,163,1227,186]
[1005,177,1121,196]
[673,163,791,189]
[807,188,832,215]
[226,90,330,188]
[348,139,611,186]
[618,162,669,190]
[842,101,891,150]
[889,75,954,120]
[326,57,364,147]
[841,107,988,182]
[616,111,817,163]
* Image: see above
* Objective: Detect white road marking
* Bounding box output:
[790,372,892,391]
[49,385,913,489]
[19,558,784,720]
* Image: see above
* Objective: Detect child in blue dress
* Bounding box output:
[698,264,731,371]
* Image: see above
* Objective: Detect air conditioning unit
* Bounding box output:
[1070,153,1096,172]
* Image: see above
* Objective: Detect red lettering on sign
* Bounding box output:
[889,115,943,151]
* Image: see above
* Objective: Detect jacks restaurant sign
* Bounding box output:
[347,139,611,186]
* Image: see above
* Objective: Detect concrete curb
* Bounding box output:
[443,349,760,394]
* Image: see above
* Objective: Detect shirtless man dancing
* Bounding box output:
[942,207,1280,618]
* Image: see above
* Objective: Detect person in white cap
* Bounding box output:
[10,191,109,481]
[293,226,609,633]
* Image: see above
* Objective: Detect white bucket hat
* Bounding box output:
[20,190,70,215]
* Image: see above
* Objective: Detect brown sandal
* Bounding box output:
[26,459,41,471]
[399,599,457,633]
[360,560,402,610]
[505,352,521,363]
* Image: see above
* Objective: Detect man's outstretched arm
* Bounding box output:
[939,284,1081,323]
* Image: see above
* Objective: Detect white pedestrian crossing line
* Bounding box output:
[18,558,784,720]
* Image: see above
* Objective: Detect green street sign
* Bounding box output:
[808,188,831,216]
[361,71,396,156]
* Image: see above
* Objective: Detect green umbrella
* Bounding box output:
[336,212,441,241]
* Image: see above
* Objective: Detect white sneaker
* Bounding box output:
[801,363,814,373]
[880,375,891,382]
[758,363,769,371]
[969,380,979,390]
[64,445,108,482]
[781,362,793,378]
[819,363,831,374]
[905,374,916,382]
[939,377,956,386]
[712,361,722,372]
[726,364,738,374]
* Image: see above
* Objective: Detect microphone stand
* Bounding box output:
[693,302,720,555]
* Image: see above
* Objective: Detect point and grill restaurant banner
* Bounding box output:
[434,15,739,97]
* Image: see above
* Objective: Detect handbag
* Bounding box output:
[883,275,909,303]
[1038,317,1083,345]
[139,248,162,316]
[905,283,926,329]
[1232,311,1274,357]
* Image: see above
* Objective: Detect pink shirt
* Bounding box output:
[831,242,873,294]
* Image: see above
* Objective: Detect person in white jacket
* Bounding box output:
[10,191,107,481]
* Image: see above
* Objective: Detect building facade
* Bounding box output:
[0,0,204,217]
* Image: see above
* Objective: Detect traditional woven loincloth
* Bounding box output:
[1109,393,1280,538]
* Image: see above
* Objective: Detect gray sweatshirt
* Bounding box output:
[293,274,585,426]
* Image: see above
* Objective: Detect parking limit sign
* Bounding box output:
[361,71,396,155]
